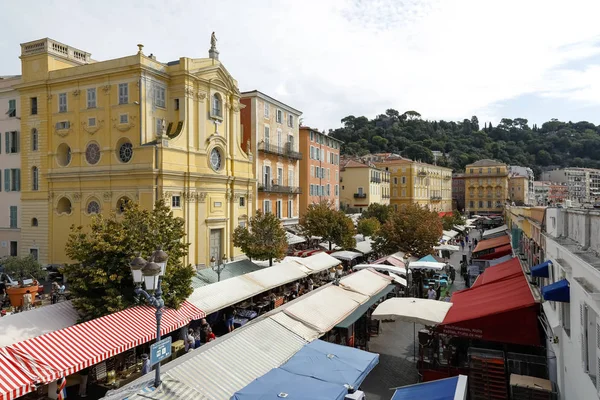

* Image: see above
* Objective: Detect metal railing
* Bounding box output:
[354,193,367,198]
[258,182,302,194]
[370,177,381,183]
[430,195,442,200]
[257,141,303,160]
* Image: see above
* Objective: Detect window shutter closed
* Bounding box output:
[4,169,10,192]
[0,132,2,153]
[15,132,20,153]
[15,169,20,191]
[5,133,9,154]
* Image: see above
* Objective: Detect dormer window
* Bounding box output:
[212,93,222,118]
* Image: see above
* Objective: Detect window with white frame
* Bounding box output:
[580,303,599,383]
[88,117,96,127]
[239,197,245,207]
[7,99,16,117]
[6,131,19,154]
[155,86,166,108]
[264,126,270,146]
[335,184,339,196]
[394,177,398,185]
[264,200,272,214]
[119,114,128,124]
[326,184,330,196]
[87,88,97,108]
[119,83,129,104]
[276,200,282,219]
[288,114,294,127]
[156,118,163,135]
[264,103,269,118]
[276,109,283,123]
[335,170,339,182]
[401,176,406,184]
[562,301,570,337]
[212,93,222,117]
[288,200,293,218]
[321,185,325,196]
[59,93,67,112]
[172,195,181,208]
[310,146,314,159]
[288,169,294,187]
[310,166,314,177]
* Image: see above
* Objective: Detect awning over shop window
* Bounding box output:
[391,375,468,400]
[231,368,348,400]
[279,340,379,390]
[542,279,570,303]
[473,235,511,253]
[335,285,395,329]
[531,260,552,278]
[471,257,522,288]
[372,297,453,326]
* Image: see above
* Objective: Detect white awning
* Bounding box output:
[247,262,307,290]
[389,273,407,287]
[294,252,341,273]
[482,224,508,238]
[434,244,461,252]
[453,225,466,232]
[408,261,446,271]
[0,300,79,347]
[187,275,265,314]
[269,312,320,342]
[331,250,363,261]
[283,286,368,333]
[354,239,374,255]
[286,232,306,245]
[442,230,459,239]
[339,269,393,296]
[353,264,410,276]
[372,297,453,325]
[319,242,342,251]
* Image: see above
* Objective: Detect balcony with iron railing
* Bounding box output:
[354,193,367,198]
[257,141,303,160]
[370,177,381,183]
[430,195,442,201]
[258,181,302,194]
[382,194,390,199]
[417,170,427,177]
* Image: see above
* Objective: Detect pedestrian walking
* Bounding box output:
[141,354,151,375]
[185,328,195,352]
[450,267,456,284]
[224,306,235,333]
[22,290,32,311]
[78,367,89,398]
[427,287,436,300]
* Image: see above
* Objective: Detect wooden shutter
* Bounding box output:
[4,169,10,192]
[15,169,20,191]
[5,133,9,154]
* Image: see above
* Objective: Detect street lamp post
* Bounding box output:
[210,254,227,282]
[130,248,169,388]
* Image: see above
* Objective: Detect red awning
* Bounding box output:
[0,349,41,400]
[476,244,513,260]
[471,257,521,288]
[438,212,453,217]
[0,301,204,400]
[440,274,540,346]
[473,235,510,253]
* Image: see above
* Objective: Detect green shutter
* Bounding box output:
[15,132,20,153]
[4,169,9,192]
[15,169,20,191]
[0,132,2,153]
[5,133,8,154]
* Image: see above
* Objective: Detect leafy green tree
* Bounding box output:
[357,217,381,237]
[536,150,552,166]
[233,210,287,266]
[63,199,195,322]
[441,211,465,230]
[361,203,394,225]
[2,256,44,282]
[372,204,442,258]
[300,201,356,250]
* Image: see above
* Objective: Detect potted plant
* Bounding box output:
[3,256,44,308]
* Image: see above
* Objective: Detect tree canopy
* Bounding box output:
[372,204,443,258]
[441,211,466,231]
[2,255,44,282]
[330,111,600,176]
[233,210,288,266]
[356,217,381,237]
[299,201,356,250]
[63,200,195,322]
[360,203,394,225]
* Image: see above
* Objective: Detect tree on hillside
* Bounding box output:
[233,210,287,266]
[372,204,442,258]
[63,200,195,322]
[357,217,381,237]
[300,201,356,250]
[360,203,393,225]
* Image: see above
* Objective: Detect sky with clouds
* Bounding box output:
[2,0,600,130]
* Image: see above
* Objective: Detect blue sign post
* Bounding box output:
[150,336,172,367]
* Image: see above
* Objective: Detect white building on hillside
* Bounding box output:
[509,165,535,205]
[0,76,21,259]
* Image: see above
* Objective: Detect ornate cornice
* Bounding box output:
[72,192,82,202]
[72,89,80,97]
[197,92,207,102]
[54,123,73,138]
[103,191,112,201]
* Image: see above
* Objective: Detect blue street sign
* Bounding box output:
[150,336,172,366]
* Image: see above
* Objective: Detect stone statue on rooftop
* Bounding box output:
[211,32,217,50]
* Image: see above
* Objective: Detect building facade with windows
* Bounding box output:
[464,159,508,216]
[17,38,253,267]
[541,167,600,204]
[374,157,452,213]
[240,91,301,226]
[0,76,22,259]
[509,165,535,205]
[508,175,529,205]
[339,159,390,213]
[452,173,466,212]
[298,127,341,214]
[534,181,568,206]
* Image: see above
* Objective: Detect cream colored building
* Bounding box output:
[464,159,509,216]
[17,38,254,267]
[0,76,22,259]
[374,156,452,213]
[339,159,389,212]
[509,175,529,205]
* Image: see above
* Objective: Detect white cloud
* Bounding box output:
[2,0,600,127]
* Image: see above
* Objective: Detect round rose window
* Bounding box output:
[85,143,100,165]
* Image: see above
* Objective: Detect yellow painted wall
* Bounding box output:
[18,39,254,267]
[339,167,389,211]
[464,161,509,215]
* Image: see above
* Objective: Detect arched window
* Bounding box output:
[31,218,38,227]
[57,197,72,214]
[31,129,38,151]
[32,167,39,191]
[212,93,222,117]
[87,200,100,215]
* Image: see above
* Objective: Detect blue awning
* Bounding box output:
[542,279,570,303]
[280,340,379,390]
[230,368,347,400]
[391,375,468,400]
[419,255,438,263]
[531,260,552,278]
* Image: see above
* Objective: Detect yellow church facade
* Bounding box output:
[17,38,254,267]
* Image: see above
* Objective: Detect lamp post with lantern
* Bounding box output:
[210,254,227,282]
[130,248,169,388]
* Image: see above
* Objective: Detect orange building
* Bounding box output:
[298,127,342,214]
[241,91,302,226]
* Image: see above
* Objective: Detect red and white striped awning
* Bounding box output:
[0,349,38,400]
[0,301,204,400]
